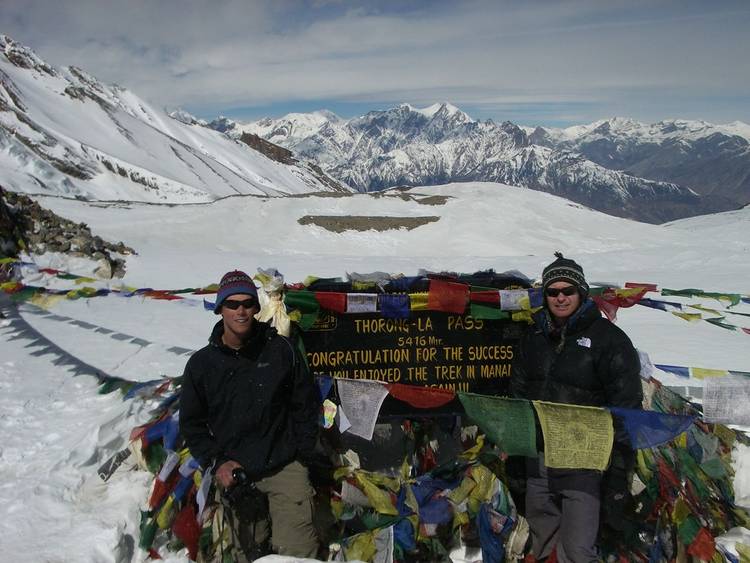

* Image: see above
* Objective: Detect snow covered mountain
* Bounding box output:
[530,118,750,213]
[230,104,750,223]
[0,35,348,203]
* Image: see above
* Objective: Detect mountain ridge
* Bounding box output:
[228,104,750,223]
[0,35,349,203]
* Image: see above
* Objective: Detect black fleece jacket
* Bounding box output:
[179,320,320,479]
[512,300,643,446]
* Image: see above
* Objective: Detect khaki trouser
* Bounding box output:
[223,460,318,560]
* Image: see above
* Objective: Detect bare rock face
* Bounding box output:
[0,187,134,278]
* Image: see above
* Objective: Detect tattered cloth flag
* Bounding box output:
[387,383,455,408]
[336,379,390,440]
[346,293,379,313]
[703,376,750,425]
[608,407,696,449]
[427,279,468,314]
[533,401,614,471]
[458,393,537,457]
[379,294,410,319]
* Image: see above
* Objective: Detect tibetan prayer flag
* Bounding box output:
[470,302,510,320]
[498,289,529,311]
[388,383,455,408]
[337,379,390,440]
[428,279,468,314]
[346,293,378,313]
[703,377,750,425]
[533,401,613,470]
[470,290,500,305]
[458,393,537,457]
[315,291,347,313]
[409,292,429,311]
[625,282,658,292]
[672,312,702,323]
[655,364,690,378]
[380,294,410,319]
[638,298,681,311]
[609,407,696,449]
[592,294,619,321]
[529,288,543,308]
[316,375,333,400]
[705,317,737,331]
[285,290,320,313]
[690,367,729,379]
[387,276,421,292]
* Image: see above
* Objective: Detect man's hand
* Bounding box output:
[216,460,243,489]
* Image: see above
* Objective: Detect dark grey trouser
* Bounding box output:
[525,455,602,563]
[224,460,318,561]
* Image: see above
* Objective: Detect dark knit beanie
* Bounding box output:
[542,252,589,296]
[214,270,259,314]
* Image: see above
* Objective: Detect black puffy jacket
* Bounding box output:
[179,320,320,479]
[512,300,642,445]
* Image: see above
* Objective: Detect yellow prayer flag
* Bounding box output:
[672,312,702,323]
[344,530,377,562]
[689,304,722,316]
[533,401,614,471]
[74,276,97,284]
[409,292,429,311]
[690,367,729,379]
[512,310,534,324]
[713,424,736,448]
[0,257,19,264]
[29,292,66,310]
[156,496,175,529]
[351,280,377,291]
[354,473,398,515]
[614,287,646,298]
[735,542,750,563]
[302,276,319,287]
[672,497,690,524]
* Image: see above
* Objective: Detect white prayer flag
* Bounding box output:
[347,293,379,313]
[499,289,528,311]
[703,376,750,425]
[337,379,389,440]
[158,450,180,482]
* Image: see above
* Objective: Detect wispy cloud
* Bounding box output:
[2,0,748,125]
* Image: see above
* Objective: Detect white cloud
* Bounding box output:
[1,0,748,124]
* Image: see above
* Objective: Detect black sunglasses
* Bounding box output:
[545,286,578,297]
[222,298,256,310]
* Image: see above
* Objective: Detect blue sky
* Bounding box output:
[2,0,749,127]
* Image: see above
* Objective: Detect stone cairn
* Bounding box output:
[0,187,134,279]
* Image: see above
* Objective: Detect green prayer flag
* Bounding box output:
[705,317,737,331]
[470,302,510,320]
[284,290,321,313]
[458,393,537,457]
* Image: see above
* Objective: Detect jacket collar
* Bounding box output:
[534,298,600,337]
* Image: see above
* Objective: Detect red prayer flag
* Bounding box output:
[387,383,456,408]
[470,290,500,305]
[592,294,619,322]
[172,500,201,561]
[428,279,469,314]
[687,527,715,561]
[624,282,658,292]
[314,292,347,313]
[743,327,750,335]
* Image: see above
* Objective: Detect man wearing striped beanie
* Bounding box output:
[181,270,321,560]
[512,253,642,562]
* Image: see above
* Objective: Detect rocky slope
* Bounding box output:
[0,35,348,203]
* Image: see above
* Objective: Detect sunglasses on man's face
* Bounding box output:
[545,286,578,298]
[222,299,256,310]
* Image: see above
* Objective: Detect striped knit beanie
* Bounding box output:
[542,252,589,297]
[214,270,259,314]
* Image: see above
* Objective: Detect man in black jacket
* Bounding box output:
[512,254,642,563]
[180,270,321,559]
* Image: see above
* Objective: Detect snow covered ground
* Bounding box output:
[1,182,749,561]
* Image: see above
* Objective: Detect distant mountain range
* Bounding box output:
[0,35,347,203]
[219,104,750,223]
[2,34,748,223]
